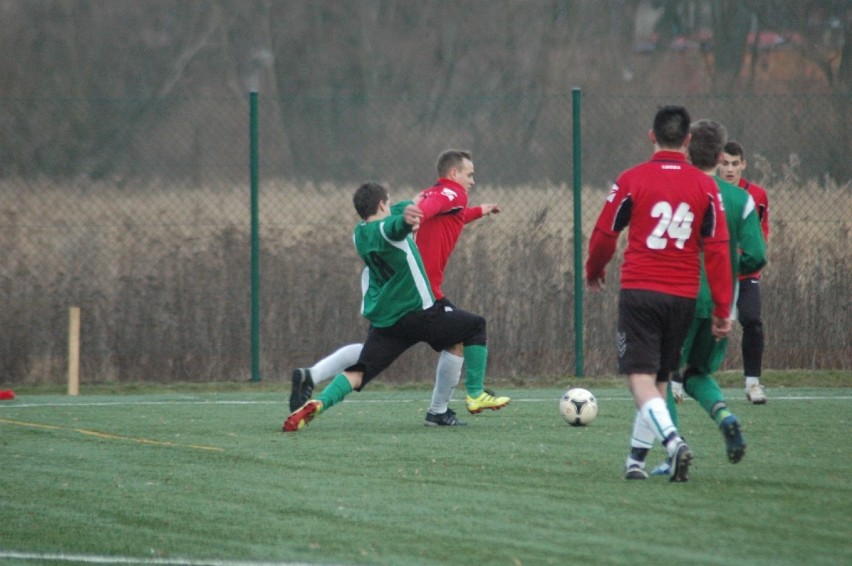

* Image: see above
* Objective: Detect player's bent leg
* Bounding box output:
[289,344,364,412]
[283,371,359,432]
[424,307,510,415]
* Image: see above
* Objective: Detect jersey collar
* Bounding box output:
[650,150,688,163]
[435,177,466,192]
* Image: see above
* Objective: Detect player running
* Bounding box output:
[586,105,733,482]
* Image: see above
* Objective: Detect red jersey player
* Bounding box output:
[586,105,732,482]
[415,159,492,301]
[719,141,770,404]
[411,150,508,416]
[289,150,507,424]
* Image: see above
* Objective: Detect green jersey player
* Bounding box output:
[649,120,767,476]
[283,182,490,432]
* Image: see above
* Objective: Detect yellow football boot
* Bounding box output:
[465,389,510,414]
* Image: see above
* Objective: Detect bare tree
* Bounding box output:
[0,0,847,181]
[711,0,753,91]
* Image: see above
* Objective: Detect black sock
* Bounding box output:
[629,447,650,463]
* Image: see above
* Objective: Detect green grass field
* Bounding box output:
[1,383,850,565]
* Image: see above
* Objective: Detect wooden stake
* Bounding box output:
[68,307,80,396]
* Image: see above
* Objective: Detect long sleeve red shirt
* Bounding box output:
[586,151,733,319]
[414,178,483,300]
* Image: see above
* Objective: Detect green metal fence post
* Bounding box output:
[572,87,584,377]
[249,91,261,382]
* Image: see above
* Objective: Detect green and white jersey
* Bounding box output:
[694,177,767,318]
[354,212,434,328]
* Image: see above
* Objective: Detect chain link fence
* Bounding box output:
[0,93,848,385]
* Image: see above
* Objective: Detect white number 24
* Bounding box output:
[646,201,694,250]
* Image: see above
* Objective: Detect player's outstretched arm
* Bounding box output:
[403,204,423,232]
[479,203,500,215]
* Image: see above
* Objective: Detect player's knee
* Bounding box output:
[681,367,702,388]
[460,315,486,345]
[342,370,364,390]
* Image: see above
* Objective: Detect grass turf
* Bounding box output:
[0,383,850,565]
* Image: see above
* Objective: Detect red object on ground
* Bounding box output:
[0,390,15,400]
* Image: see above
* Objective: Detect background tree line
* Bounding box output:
[1,0,849,183]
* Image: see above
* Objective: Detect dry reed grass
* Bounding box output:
[0,174,848,384]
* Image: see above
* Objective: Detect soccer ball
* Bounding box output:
[559,387,598,426]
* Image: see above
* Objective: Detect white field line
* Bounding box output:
[0,551,335,566]
[0,394,849,410]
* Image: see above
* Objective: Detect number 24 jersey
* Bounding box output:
[588,150,732,308]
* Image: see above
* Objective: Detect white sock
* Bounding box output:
[626,410,656,468]
[639,398,681,457]
[745,376,760,389]
[309,344,363,385]
[631,410,656,449]
[428,350,463,414]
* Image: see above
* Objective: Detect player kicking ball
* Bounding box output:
[284,182,493,432]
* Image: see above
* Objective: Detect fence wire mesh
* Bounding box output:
[0,93,848,384]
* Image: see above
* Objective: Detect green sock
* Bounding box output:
[317,374,353,411]
[684,374,729,425]
[710,404,733,426]
[665,382,679,429]
[463,345,488,398]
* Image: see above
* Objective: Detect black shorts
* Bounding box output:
[353,301,487,389]
[617,289,695,378]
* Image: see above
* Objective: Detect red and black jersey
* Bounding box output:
[414,178,483,300]
[738,178,769,280]
[586,150,733,319]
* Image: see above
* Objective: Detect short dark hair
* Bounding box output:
[653,105,691,148]
[353,182,388,220]
[723,140,745,159]
[688,119,727,170]
[436,149,472,177]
